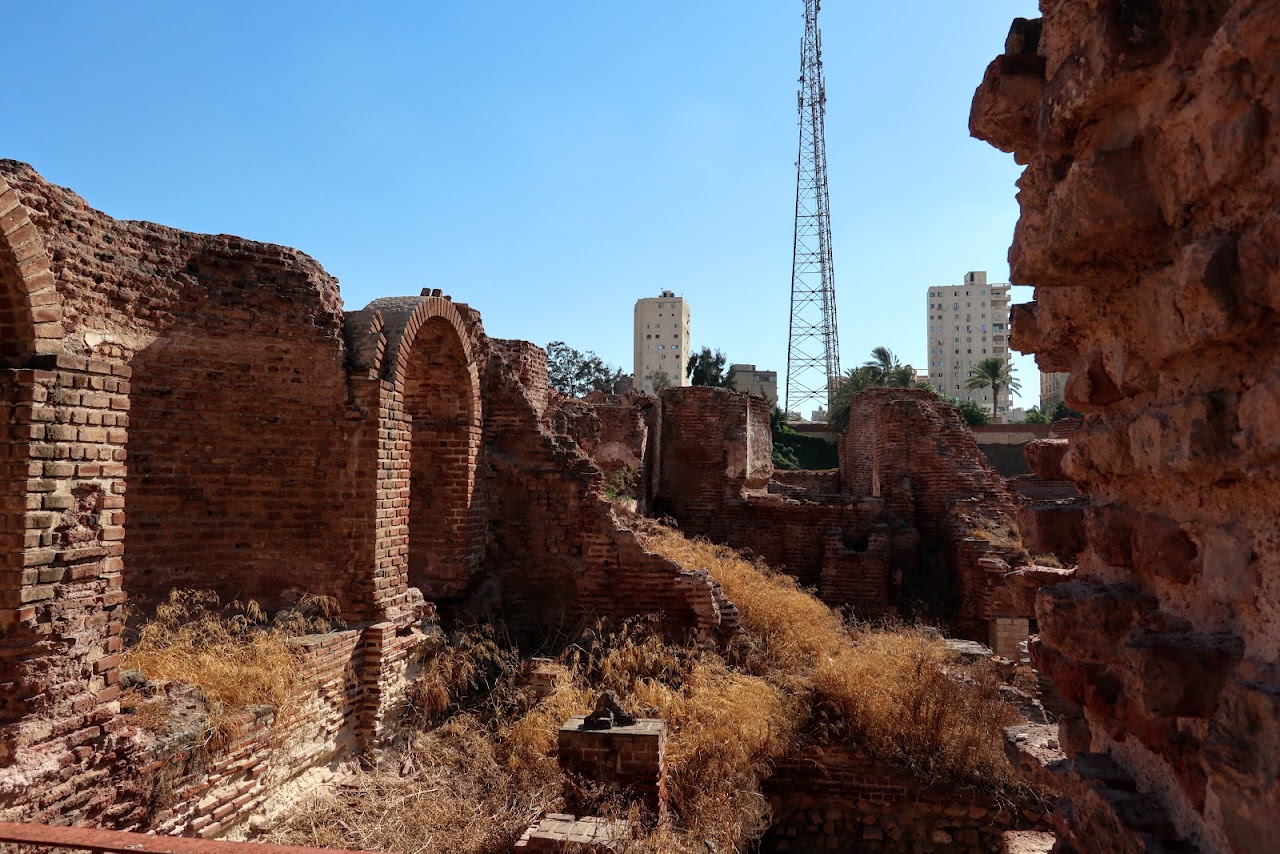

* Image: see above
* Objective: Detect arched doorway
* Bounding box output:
[399,312,482,599]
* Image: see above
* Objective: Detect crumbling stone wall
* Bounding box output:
[761,747,1048,853]
[641,387,905,616]
[0,162,735,833]
[552,390,650,483]
[973,3,1280,851]
[641,386,1044,639]
[479,343,732,639]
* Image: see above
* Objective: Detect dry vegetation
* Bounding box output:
[966,517,1068,569]
[638,529,1018,785]
[265,525,1022,854]
[120,589,339,744]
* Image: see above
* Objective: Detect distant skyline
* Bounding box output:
[3,1,1041,405]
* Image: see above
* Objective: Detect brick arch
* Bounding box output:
[0,177,63,761]
[0,175,62,365]
[387,296,484,599]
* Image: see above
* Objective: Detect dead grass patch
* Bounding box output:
[121,590,302,743]
[810,628,1018,783]
[638,527,1019,787]
[277,525,1026,853]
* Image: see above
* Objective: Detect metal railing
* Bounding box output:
[0,822,383,854]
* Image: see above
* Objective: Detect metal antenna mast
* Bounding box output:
[784,0,840,421]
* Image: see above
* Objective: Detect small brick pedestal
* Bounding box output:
[557,716,667,817]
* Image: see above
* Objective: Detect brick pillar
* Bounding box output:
[0,356,128,765]
[557,716,667,818]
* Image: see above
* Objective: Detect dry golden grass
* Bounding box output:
[636,531,846,675]
[810,629,1018,783]
[405,627,515,728]
[272,526,1025,853]
[638,527,1018,787]
[121,590,301,742]
[284,712,563,854]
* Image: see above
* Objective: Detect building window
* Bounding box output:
[658,345,664,350]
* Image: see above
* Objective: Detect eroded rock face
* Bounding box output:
[972,3,1280,852]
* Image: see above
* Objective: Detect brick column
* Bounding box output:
[557,716,667,818]
[0,356,129,765]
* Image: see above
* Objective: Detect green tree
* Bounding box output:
[686,347,731,387]
[546,341,624,398]
[956,400,991,426]
[827,346,924,432]
[1023,406,1051,424]
[1050,400,1084,421]
[863,347,915,388]
[964,356,1021,422]
[646,369,674,392]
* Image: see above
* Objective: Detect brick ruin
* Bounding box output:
[0,157,1066,846]
[7,3,1276,841]
[618,385,1065,657]
[0,160,735,832]
[972,1,1279,851]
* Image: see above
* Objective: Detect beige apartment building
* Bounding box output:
[634,290,691,394]
[925,271,1014,419]
[728,363,778,407]
[1040,370,1069,412]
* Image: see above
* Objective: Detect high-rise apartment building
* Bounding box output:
[634,290,691,394]
[925,271,1014,418]
[1040,371,1069,412]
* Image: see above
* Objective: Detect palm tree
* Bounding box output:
[827,366,877,432]
[964,357,1021,422]
[863,347,901,385]
[885,364,916,388]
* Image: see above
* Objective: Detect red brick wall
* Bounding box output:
[552,392,650,482]
[1,161,357,615]
[0,161,740,832]
[761,747,1047,852]
[479,342,725,639]
[646,388,901,617]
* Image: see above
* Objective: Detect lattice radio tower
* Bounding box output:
[785,0,841,421]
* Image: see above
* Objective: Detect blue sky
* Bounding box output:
[5,1,1040,406]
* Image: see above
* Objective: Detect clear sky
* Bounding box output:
[5,1,1041,407]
